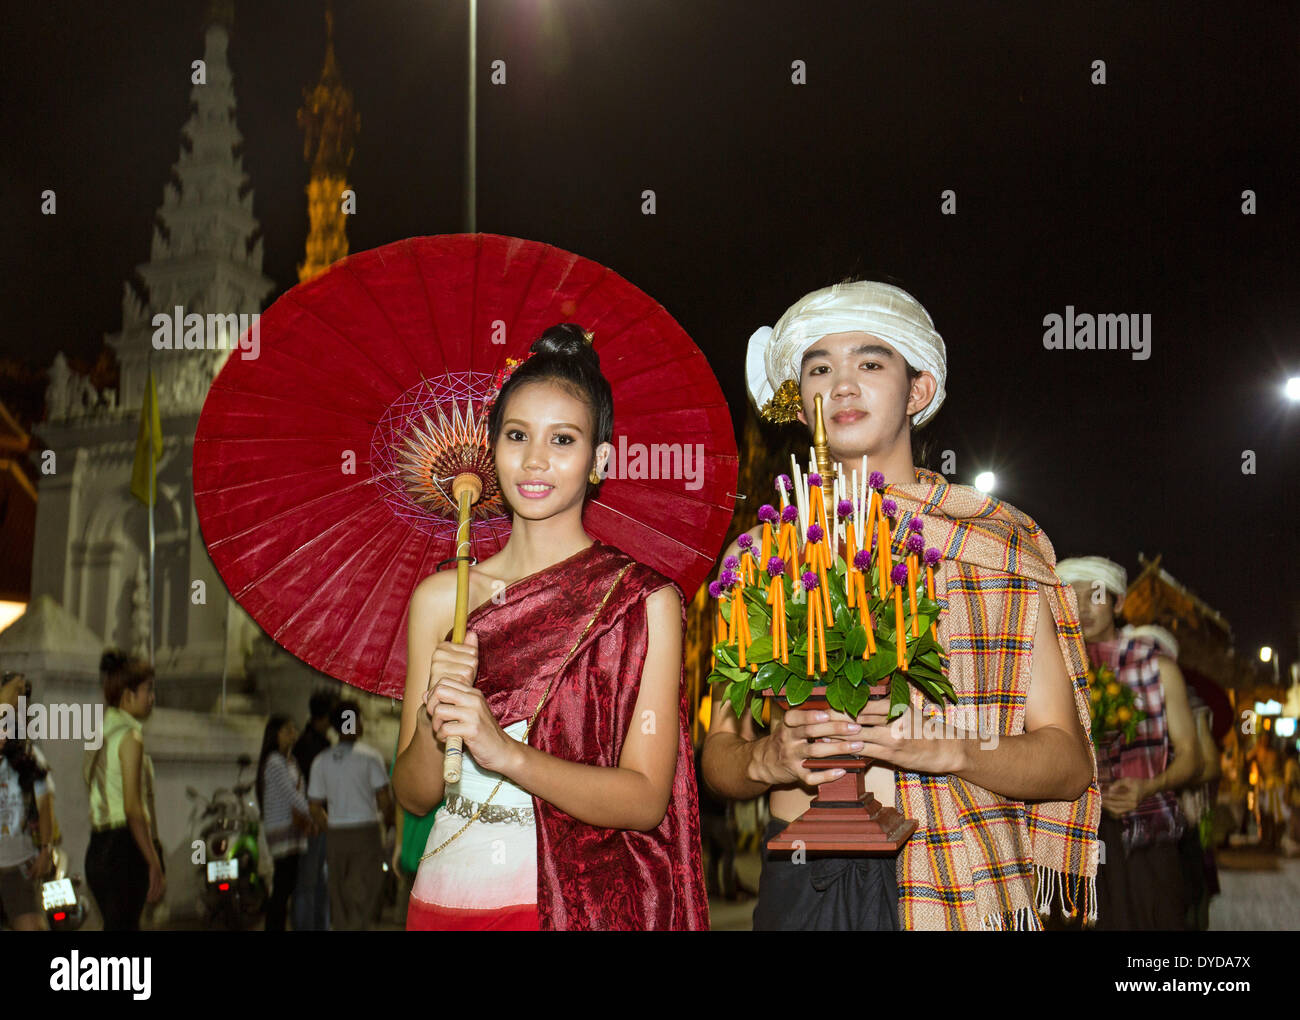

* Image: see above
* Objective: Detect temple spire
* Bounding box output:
[297,0,360,283]
[99,2,273,420]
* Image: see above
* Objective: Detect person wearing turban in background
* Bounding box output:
[1057,556,1200,929]
[702,280,1100,931]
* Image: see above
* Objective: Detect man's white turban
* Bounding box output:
[745,281,948,427]
[1057,556,1128,601]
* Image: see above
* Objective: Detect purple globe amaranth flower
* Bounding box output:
[718,568,737,588]
[853,550,871,571]
[837,499,854,517]
[781,505,800,523]
[806,523,823,543]
[767,556,785,576]
[737,533,755,550]
[924,547,942,568]
[905,533,925,554]
[757,503,778,524]
[891,563,910,586]
[907,517,924,533]
[801,571,820,591]
[708,580,723,599]
[808,472,823,487]
[723,555,739,570]
[869,471,885,489]
[777,474,792,492]
[881,498,897,518]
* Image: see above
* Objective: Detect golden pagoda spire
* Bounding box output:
[297,0,360,283]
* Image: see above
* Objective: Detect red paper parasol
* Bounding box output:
[193,234,737,698]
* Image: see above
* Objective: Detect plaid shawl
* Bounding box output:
[1088,636,1187,851]
[886,468,1101,930]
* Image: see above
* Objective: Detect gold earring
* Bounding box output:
[589,468,601,485]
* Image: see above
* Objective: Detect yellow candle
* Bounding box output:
[894,585,907,673]
[877,511,893,602]
[908,553,919,638]
[926,563,938,640]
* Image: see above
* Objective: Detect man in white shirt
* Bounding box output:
[308,700,392,930]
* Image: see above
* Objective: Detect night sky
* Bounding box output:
[4,1,1298,675]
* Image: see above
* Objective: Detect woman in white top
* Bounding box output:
[256,714,312,931]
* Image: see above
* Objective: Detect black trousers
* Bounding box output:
[85,827,149,931]
[266,854,300,931]
[752,818,900,931]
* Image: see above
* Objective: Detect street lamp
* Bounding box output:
[974,471,995,493]
[1260,646,1273,663]
[1285,376,1300,401]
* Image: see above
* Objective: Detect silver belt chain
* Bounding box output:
[443,792,534,827]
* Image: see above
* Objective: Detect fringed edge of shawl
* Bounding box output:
[1033,863,1098,927]
[980,906,1042,931]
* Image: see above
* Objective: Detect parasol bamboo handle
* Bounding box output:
[442,472,484,785]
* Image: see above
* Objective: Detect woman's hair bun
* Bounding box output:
[530,323,599,368]
[100,648,128,675]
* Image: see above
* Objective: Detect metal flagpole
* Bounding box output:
[147,346,156,668]
[465,0,476,233]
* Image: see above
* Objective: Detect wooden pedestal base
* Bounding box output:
[765,755,917,854]
[765,685,916,855]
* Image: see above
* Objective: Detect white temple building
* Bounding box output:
[0,3,398,925]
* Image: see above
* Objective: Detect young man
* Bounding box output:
[307,699,392,930]
[1056,557,1200,929]
[702,280,1100,930]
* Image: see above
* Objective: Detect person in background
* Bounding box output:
[292,689,335,930]
[308,699,391,930]
[1058,559,1200,930]
[0,670,56,931]
[1125,624,1221,931]
[257,714,312,931]
[83,650,164,931]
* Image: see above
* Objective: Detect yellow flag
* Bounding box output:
[130,369,163,506]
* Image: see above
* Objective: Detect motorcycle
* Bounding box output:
[186,753,266,930]
[40,845,90,931]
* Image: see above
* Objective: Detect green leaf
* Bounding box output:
[825,673,849,713]
[716,663,747,684]
[828,646,846,673]
[784,674,815,706]
[715,642,738,667]
[830,583,850,625]
[917,597,941,616]
[841,679,872,719]
[834,604,855,636]
[728,678,748,719]
[863,648,897,682]
[845,658,864,685]
[889,673,911,720]
[845,625,868,659]
[746,633,774,662]
[749,694,767,727]
[753,660,785,692]
[787,652,808,677]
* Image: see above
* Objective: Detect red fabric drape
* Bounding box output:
[464,540,709,930]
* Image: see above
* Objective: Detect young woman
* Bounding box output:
[83,650,163,930]
[256,714,312,931]
[392,324,708,931]
[0,670,56,931]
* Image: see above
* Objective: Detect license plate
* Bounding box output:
[42,878,77,910]
[207,859,239,882]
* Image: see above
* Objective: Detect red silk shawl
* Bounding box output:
[461,540,709,931]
